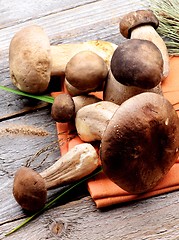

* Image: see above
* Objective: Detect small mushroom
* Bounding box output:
[110,39,163,89]
[75,101,119,142]
[103,69,163,105]
[100,92,179,194]
[65,51,108,94]
[13,143,99,212]
[51,93,75,123]
[9,25,117,94]
[119,10,169,78]
[51,93,101,123]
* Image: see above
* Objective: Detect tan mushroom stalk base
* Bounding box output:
[104,70,163,106]
[75,101,119,142]
[13,143,99,212]
[9,25,117,94]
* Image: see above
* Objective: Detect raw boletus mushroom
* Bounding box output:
[13,143,99,212]
[119,9,169,78]
[51,93,75,122]
[65,50,108,94]
[110,39,163,89]
[9,25,52,94]
[100,92,179,194]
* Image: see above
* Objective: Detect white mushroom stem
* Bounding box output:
[131,25,169,78]
[40,143,99,189]
[75,101,119,142]
[50,40,117,76]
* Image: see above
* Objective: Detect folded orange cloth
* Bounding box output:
[54,56,179,208]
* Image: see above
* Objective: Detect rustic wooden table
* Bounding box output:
[0,0,179,239]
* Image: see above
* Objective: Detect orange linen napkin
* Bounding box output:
[53,56,179,208]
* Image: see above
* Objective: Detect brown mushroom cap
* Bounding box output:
[100,92,179,194]
[51,93,75,122]
[13,167,47,212]
[9,25,52,94]
[110,39,163,89]
[120,10,159,38]
[65,50,108,92]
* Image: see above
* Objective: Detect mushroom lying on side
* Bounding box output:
[119,9,169,78]
[13,143,99,212]
[100,92,179,194]
[9,25,117,94]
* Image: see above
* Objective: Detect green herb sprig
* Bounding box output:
[0,85,54,104]
[150,0,179,56]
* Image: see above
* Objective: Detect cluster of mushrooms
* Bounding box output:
[10,10,179,212]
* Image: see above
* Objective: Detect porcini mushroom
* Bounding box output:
[9,25,52,94]
[51,93,101,123]
[119,9,169,78]
[110,39,164,89]
[100,92,179,194]
[51,93,75,123]
[65,51,108,94]
[9,25,117,94]
[13,143,99,212]
[75,101,119,142]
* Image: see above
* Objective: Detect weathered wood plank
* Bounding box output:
[0,0,99,28]
[1,193,179,240]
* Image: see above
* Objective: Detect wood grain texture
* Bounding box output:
[0,0,179,239]
[1,193,179,240]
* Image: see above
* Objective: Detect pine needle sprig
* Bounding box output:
[149,0,179,56]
